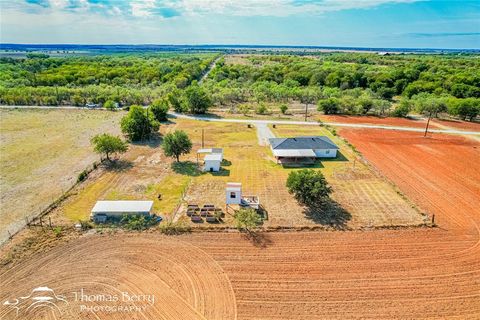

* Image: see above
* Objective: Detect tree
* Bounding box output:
[279,104,288,114]
[91,133,128,161]
[286,169,332,207]
[233,208,262,232]
[121,105,160,141]
[167,88,185,113]
[104,100,116,111]
[162,130,192,162]
[184,82,211,114]
[392,99,411,117]
[318,98,340,115]
[150,99,169,122]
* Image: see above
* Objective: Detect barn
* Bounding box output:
[90,200,154,222]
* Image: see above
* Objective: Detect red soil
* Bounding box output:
[432,118,480,131]
[318,115,430,128]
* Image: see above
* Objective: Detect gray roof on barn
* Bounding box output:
[269,136,339,150]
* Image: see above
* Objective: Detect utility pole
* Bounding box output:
[305,103,308,122]
[202,129,204,148]
[424,111,432,137]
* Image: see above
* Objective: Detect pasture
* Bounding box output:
[0,109,122,243]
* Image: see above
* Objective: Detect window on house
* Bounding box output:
[230,192,236,198]
[326,150,330,154]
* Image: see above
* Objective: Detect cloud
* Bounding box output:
[18,0,424,18]
[409,32,480,38]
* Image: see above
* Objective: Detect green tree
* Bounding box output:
[104,100,116,111]
[233,208,262,232]
[286,169,332,207]
[162,130,192,162]
[279,104,288,115]
[184,82,211,114]
[121,105,159,141]
[167,88,185,113]
[392,99,411,117]
[318,98,340,115]
[150,99,169,122]
[91,133,128,161]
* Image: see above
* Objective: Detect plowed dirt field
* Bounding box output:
[1,129,479,319]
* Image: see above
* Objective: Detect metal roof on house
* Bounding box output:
[91,201,153,213]
[272,149,316,158]
[269,136,339,150]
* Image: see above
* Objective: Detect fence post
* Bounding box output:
[431,214,435,225]
[49,217,52,229]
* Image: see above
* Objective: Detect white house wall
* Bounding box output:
[314,149,338,158]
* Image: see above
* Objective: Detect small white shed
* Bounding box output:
[226,183,242,205]
[204,153,222,172]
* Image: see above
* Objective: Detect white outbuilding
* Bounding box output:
[204,153,222,172]
[226,182,242,205]
[90,200,153,222]
[197,148,224,172]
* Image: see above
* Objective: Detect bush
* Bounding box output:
[318,98,340,114]
[77,170,88,182]
[149,99,169,122]
[392,99,411,117]
[255,103,269,115]
[279,104,288,114]
[120,214,158,231]
[104,100,116,111]
[286,169,332,207]
[234,208,262,232]
[238,104,251,116]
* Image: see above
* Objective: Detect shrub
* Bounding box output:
[77,170,88,182]
[120,214,158,231]
[255,103,269,115]
[104,100,116,111]
[234,208,262,232]
[279,104,289,115]
[238,104,251,116]
[149,99,169,122]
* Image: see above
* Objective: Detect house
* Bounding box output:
[197,148,223,172]
[90,200,153,223]
[269,136,339,164]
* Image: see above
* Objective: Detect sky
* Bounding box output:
[0,0,479,48]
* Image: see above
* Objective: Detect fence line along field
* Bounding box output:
[0,109,122,243]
